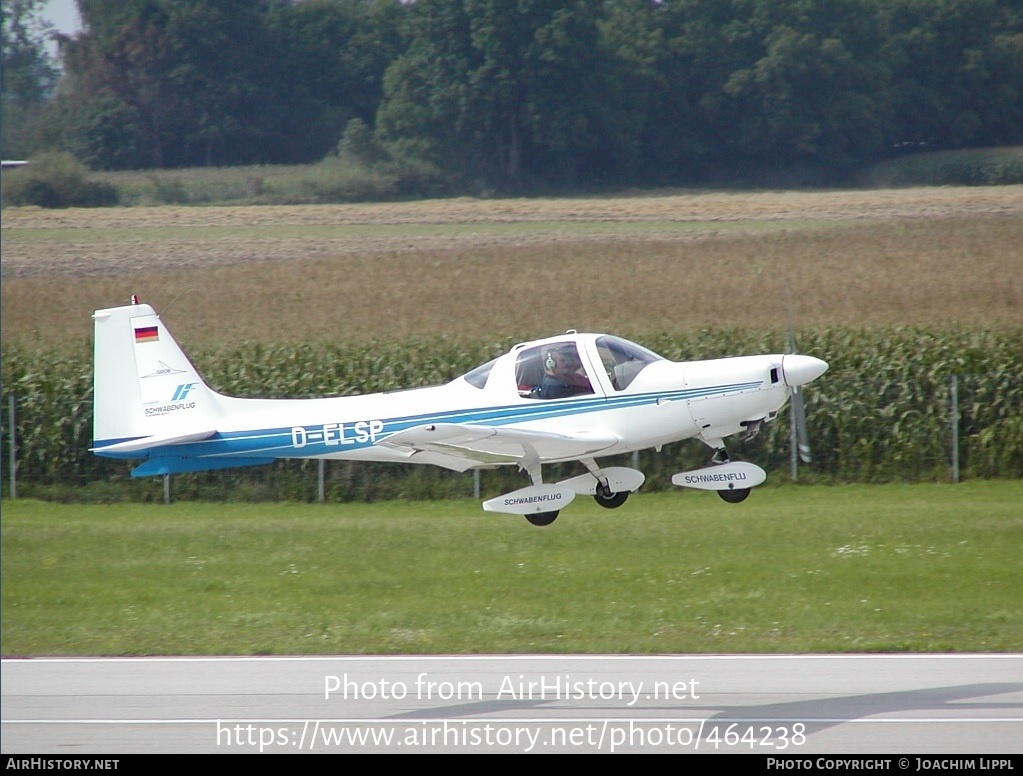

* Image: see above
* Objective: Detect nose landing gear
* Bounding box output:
[717,486,751,503]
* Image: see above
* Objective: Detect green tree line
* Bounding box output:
[4,0,1022,189]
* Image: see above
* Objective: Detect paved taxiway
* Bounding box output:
[2,654,1021,753]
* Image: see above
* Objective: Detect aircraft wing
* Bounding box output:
[381,423,619,466]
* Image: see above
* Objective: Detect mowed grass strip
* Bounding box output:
[3,482,1020,656]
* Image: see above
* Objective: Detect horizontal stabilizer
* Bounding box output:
[131,456,273,477]
[92,429,217,454]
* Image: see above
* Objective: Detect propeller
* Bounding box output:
[780,286,827,479]
[787,326,813,465]
[785,324,822,485]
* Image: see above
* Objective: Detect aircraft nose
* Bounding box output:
[782,354,829,387]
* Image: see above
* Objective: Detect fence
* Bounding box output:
[2,371,1020,504]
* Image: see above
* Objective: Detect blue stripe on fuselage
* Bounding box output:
[94,380,764,460]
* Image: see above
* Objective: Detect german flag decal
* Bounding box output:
[134,326,159,343]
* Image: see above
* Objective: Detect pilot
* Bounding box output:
[537,346,592,399]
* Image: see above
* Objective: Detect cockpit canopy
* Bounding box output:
[462,334,665,396]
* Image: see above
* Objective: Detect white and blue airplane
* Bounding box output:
[92,298,828,525]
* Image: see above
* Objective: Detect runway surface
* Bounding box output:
[3,654,1021,753]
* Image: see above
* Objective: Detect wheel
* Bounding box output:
[593,489,629,509]
[717,487,751,504]
[526,510,559,526]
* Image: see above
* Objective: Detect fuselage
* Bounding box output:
[95,328,817,476]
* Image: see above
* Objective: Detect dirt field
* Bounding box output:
[2,186,1021,346]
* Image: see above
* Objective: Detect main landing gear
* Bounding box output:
[481,460,644,526]
[594,482,629,509]
[527,480,629,525]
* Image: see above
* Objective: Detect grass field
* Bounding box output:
[3,482,1021,656]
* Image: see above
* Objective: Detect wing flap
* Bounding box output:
[382,423,618,463]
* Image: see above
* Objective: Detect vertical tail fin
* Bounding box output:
[92,301,221,451]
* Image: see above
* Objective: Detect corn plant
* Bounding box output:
[3,326,1020,501]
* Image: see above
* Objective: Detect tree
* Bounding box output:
[264,0,404,163]
[1,0,60,157]
[882,0,1023,150]
[56,0,275,168]
[377,0,615,188]
[599,0,721,183]
[54,0,402,168]
[376,0,478,178]
[652,0,893,181]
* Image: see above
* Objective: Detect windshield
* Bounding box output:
[595,336,664,390]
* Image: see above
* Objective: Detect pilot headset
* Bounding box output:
[546,351,556,370]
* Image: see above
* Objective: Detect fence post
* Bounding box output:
[790,399,798,481]
[950,374,960,483]
[163,473,171,504]
[7,394,16,499]
[318,459,325,502]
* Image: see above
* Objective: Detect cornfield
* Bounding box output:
[2,326,1020,502]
